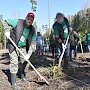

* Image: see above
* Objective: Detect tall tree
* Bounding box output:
[30,0,37,12]
[71,8,90,39]
[71,14,80,31]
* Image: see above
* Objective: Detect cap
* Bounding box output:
[56,13,63,18]
[26,12,35,19]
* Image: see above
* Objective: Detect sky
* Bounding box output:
[0,0,90,29]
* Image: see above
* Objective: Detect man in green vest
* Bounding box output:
[52,13,70,68]
[3,12,36,90]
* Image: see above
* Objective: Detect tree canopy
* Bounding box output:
[71,8,90,39]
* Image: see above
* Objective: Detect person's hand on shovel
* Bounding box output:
[62,43,66,49]
[24,54,30,61]
[5,31,10,38]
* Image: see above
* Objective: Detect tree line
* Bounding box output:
[71,8,90,40]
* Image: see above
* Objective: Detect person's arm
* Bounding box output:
[5,19,18,27]
[3,19,18,38]
[53,23,59,37]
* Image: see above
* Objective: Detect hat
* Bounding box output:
[26,12,35,19]
[56,13,63,18]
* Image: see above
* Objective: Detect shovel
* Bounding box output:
[5,35,49,85]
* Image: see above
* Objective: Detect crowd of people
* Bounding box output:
[3,12,90,90]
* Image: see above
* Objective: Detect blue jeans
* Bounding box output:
[55,43,70,59]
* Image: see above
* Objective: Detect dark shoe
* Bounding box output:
[11,84,20,90]
[11,73,20,90]
[21,74,27,82]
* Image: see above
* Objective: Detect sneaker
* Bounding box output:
[11,84,21,90]
[21,74,27,82]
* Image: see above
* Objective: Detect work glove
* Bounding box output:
[24,54,30,61]
[62,43,66,49]
[5,31,10,38]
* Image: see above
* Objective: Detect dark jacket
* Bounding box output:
[8,19,35,53]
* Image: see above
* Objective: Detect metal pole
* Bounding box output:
[48,0,50,35]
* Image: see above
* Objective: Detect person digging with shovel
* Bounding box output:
[52,13,71,69]
[3,12,36,90]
